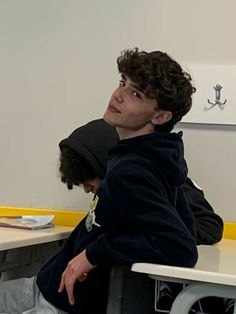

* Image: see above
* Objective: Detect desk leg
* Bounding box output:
[170,283,236,314]
[106,267,125,314]
[0,251,8,278]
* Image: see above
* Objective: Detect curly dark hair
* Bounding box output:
[117,48,196,132]
[59,147,97,190]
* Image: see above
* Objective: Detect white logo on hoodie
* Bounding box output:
[85,195,101,232]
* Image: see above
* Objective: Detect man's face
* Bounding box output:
[82,177,102,194]
[104,75,158,137]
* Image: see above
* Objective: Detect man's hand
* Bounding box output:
[58,249,96,305]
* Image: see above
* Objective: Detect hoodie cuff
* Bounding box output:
[86,243,99,266]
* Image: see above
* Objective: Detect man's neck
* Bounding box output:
[117,125,155,140]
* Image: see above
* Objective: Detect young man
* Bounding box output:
[0,49,220,314]
[58,118,224,314]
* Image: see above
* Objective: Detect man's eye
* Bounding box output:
[119,79,125,87]
[132,90,141,98]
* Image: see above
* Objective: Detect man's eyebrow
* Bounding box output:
[130,81,145,95]
[130,82,141,90]
[121,74,144,94]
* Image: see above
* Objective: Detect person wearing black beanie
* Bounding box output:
[58,119,118,192]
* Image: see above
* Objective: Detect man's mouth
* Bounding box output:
[108,103,121,113]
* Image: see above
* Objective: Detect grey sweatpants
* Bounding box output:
[0,277,68,314]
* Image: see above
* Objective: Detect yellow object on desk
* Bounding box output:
[0,206,86,227]
[223,222,236,240]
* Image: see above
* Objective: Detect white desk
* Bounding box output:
[0,225,73,251]
[132,239,236,314]
[0,226,73,274]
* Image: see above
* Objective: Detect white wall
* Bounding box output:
[175,123,236,221]
[0,0,235,220]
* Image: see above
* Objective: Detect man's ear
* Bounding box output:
[151,110,172,126]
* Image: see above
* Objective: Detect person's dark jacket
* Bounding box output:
[183,178,223,245]
[59,119,223,246]
[86,131,198,267]
[37,131,198,313]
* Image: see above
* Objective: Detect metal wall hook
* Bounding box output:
[206,84,227,110]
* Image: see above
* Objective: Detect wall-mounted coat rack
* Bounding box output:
[181,65,236,125]
[206,84,227,110]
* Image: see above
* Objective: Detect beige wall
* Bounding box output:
[0,0,235,220]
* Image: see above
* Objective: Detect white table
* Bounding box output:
[132,239,236,314]
[0,225,73,251]
[0,226,73,273]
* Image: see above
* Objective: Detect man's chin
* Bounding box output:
[103,112,116,126]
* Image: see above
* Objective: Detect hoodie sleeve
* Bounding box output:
[86,166,198,268]
[183,178,224,245]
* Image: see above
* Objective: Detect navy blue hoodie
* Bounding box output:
[37,131,198,313]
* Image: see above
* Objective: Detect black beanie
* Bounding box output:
[59,119,119,179]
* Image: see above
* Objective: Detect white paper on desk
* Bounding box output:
[0,215,54,230]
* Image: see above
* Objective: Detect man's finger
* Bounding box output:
[58,271,66,293]
[66,282,75,305]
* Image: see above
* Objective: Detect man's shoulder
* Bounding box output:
[106,155,165,193]
[109,154,156,175]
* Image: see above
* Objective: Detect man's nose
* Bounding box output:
[113,87,123,103]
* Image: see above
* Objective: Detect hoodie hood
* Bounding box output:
[59,119,119,179]
[109,131,187,185]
